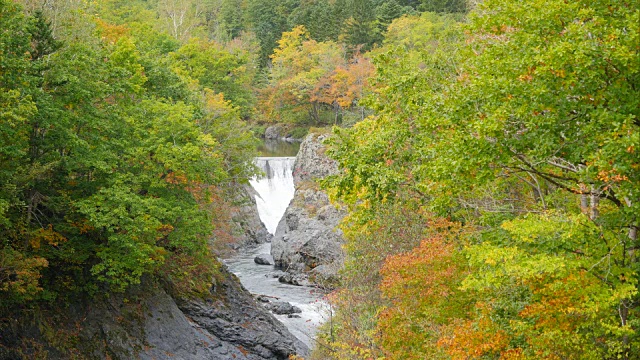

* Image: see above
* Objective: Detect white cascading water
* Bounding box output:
[249,157,296,234]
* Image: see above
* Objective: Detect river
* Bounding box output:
[224,141,329,349]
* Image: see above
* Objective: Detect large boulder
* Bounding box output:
[292,133,338,185]
[271,133,345,285]
[264,126,282,140]
[254,254,274,265]
[264,302,302,315]
[278,272,309,286]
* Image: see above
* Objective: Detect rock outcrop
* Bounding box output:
[263,301,302,315]
[231,185,271,248]
[292,134,339,184]
[177,267,308,359]
[0,267,307,360]
[271,134,346,285]
[254,254,274,265]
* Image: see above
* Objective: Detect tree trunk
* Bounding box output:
[580,184,589,215]
[589,186,599,220]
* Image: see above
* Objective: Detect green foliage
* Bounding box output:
[287,0,344,42]
[246,0,299,64]
[219,0,246,39]
[288,126,310,139]
[418,0,468,13]
[322,0,640,358]
[339,0,380,51]
[1,0,258,310]
[324,11,463,205]
[172,37,256,117]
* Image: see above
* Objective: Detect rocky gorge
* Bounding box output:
[1,134,344,360]
[0,183,300,360]
[0,266,307,360]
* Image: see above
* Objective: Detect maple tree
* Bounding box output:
[313,53,375,124]
[261,25,376,126]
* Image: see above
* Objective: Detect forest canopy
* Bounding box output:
[0,0,258,308]
[0,0,638,359]
[319,0,640,359]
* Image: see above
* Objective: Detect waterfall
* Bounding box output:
[230,155,328,349]
[249,157,296,234]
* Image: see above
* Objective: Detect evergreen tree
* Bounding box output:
[220,0,246,39]
[419,0,468,13]
[340,0,380,51]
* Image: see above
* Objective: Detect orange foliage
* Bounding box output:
[95,19,130,44]
[312,54,374,109]
[0,247,48,301]
[515,271,602,358]
[70,219,95,234]
[440,270,606,359]
[30,224,67,250]
[164,171,189,185]
[438,307,510,359]
[376,219,471,359]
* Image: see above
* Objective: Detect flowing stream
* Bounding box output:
[224,152,329,349]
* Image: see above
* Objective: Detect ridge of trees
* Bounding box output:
[317,0,639,359]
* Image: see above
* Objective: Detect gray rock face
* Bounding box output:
[178,267,308,359]
[137,287,259,360]
[266,270,286,278]
[254,254,274,265]
[271,133,346,285]
[278,272,309,286]
[2,269,308,360]
[292,133,339,185]
[231,185,270,248]
[264,126,282,140]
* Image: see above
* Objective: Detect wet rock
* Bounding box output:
[287,314,301,319]
[278,273,309,287]
[179,267,309,359]
[256,295,273,303]
[264,302,302,315]
[254,254,274,265]
[266,270,286,278]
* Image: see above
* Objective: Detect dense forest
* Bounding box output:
[1,0,638,359]
[317,1,639,359]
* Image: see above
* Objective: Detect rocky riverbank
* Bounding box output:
[0,266,307,360]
